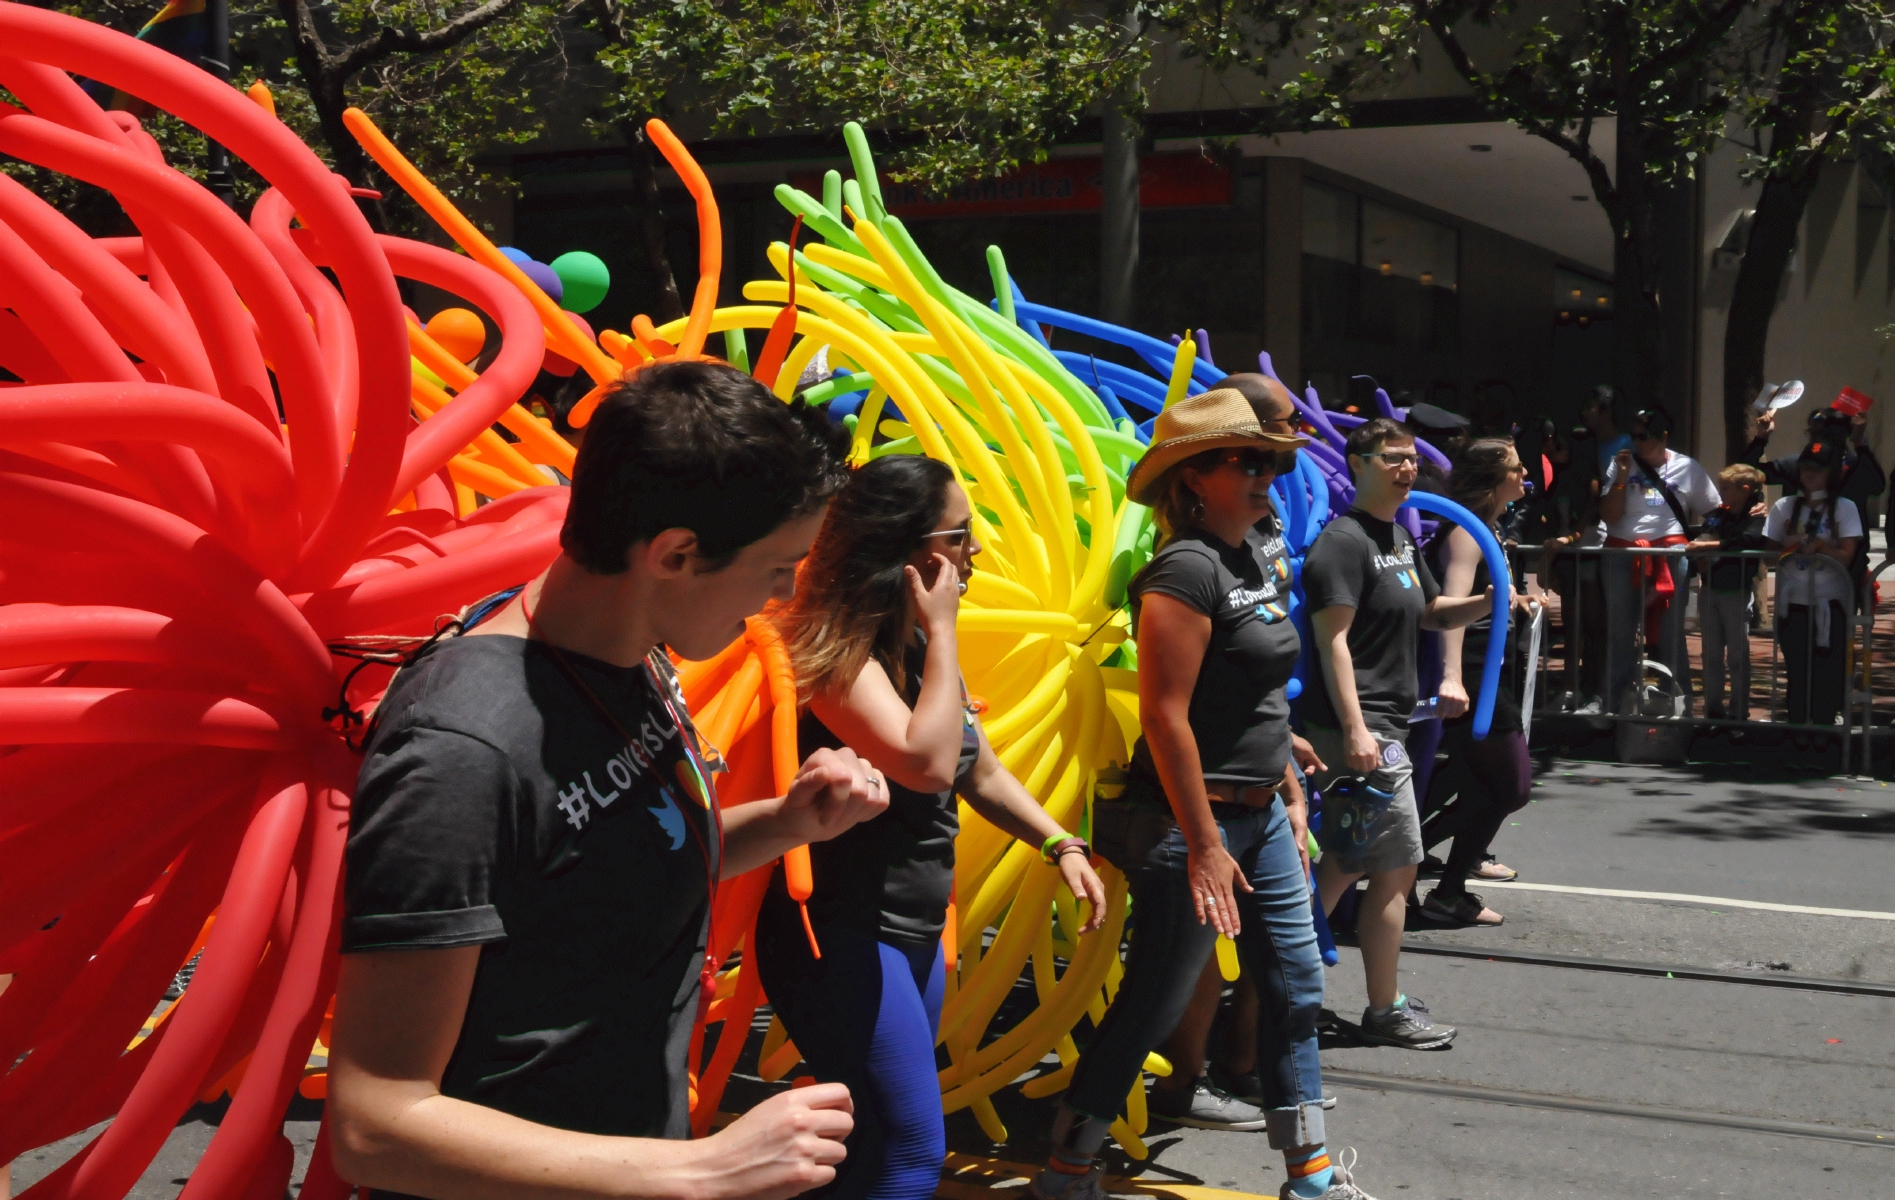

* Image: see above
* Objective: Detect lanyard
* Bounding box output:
[520,589,725,1019]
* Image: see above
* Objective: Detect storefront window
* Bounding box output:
[1301,180,1460,408]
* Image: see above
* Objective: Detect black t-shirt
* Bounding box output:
[780,638,979,949]
[1300,510,1440,735]
[1127,517,1302,786]
[1703,505,1769,592]
[1425,526,1525,738]
[344,634,720,1143]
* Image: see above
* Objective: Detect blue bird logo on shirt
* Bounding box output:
[649,784,688,851]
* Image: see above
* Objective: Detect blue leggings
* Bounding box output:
[754,892,946,1200]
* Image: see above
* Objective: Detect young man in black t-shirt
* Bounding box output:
[1300,418,1489,1051]
[330,362,893,1200]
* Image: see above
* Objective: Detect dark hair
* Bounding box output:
[1632,407,1673,437]
[774,455,958,701]
[1445,438,1519,517]
[1215,372,1287,427]
[1345,416,1414,460]
[561,360,850,574]
[1150,447,1230,546]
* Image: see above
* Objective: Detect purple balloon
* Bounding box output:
[518,259,564,301]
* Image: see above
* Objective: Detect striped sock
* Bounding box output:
[1034,1105,1109,1196]
[1285,1146,1334,1197]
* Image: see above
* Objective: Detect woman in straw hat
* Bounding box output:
[1030,390,1382,1200]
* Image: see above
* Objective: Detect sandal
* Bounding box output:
[1421,888,1504,926]
[1472,855,1518,882]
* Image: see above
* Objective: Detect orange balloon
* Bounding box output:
[424,307,486,363]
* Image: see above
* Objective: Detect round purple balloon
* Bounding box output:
[518,259,564,301]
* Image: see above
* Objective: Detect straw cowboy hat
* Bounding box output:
[1126,387,1309,506]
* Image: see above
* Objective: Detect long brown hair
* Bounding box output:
[773,455,957,703]
[1445,437,1518,519]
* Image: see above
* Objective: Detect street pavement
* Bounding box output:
[11,759,1895,1200]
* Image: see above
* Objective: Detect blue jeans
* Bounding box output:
[1066,794,1327,1148]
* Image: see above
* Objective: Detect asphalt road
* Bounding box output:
[12,759,1895,1200]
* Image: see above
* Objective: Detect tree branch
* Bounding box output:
[334,0,529,78]
[1628,0,1749,88]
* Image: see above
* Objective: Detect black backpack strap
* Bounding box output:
[1633,460,1698,536]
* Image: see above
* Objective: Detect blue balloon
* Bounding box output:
[497,246,532,265]
[1400,491,1511,739]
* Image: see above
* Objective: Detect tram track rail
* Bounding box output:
[1394,940,1895,997]
[1322,1068,1895,1149]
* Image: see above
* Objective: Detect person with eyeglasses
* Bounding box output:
[1032,390,1387,1200]
[759,454,1107,1200]
[1299,417,1490,1052]
[1599,408,1720,714]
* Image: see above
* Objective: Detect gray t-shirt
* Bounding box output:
[346,634,718,1144]
[1127,517,1302,785]
[1300,511,1440,735]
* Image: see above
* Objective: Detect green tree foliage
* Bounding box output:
[1142,1,1895,452]
[579,0,1144,317]
[14,0,564,235]
[1721,3,1895,458]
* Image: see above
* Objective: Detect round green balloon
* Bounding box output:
[550,251,610,313]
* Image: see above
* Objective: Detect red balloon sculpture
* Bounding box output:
[0,6,575,1199]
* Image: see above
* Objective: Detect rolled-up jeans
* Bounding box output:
[1065,791,1326,1149]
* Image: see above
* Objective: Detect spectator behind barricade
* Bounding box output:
[1745,397,1885,532]
[1536,387,1625,713]
[1421,440,1538,928]
[1583,385,1632,473]
[1687,465,1768,721]
[1599,408,1720,715]
[1764,442,1863,733]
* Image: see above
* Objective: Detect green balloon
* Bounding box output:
[550,251,610,313]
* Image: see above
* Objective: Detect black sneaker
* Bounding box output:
[1358,995,1455,1050]
[1147,1077,1269,1131]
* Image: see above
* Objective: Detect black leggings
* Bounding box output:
[1779,601,1849,727]
[1422,713,1530,895]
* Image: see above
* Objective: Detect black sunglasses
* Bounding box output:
[1220,448,1300,477]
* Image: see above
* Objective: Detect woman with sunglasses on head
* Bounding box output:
[1420,439,1537,927]
[1301,418,1490,1053]
[756,454,1107,1200]
[1031,391,1385,1200]
[1599,408,1720,713]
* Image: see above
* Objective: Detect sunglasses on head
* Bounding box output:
[1220,448,1300,477]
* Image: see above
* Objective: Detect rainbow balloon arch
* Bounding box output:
[0,7,1476,1199]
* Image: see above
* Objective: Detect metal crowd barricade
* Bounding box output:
[1513,543,1876,773]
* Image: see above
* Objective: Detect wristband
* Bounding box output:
[1041,832,1086,865]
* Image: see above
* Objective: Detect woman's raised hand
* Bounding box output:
[906,553,961,637]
